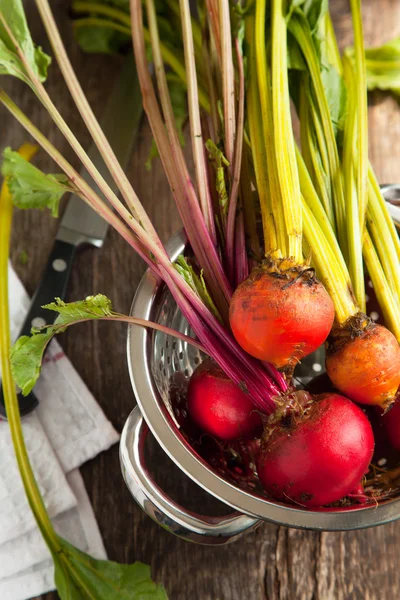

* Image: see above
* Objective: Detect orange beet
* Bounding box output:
[326,323,400,407]
[229,268,334,368]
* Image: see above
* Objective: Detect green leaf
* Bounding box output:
[54,538,168,599]
[346,37,400,98]
[205,140,229,217]
[0,0,51,84]
[288,11,347,135]
[10,293,200,396]
[320,61,347,133]
[287,0,305,22]
[146,75,187,169]
[302,0,327,33]
[74,23,131,55]
[10,295,114,395]
[18,249,28,265]
[175,256,221,322]
[2,147,73,216]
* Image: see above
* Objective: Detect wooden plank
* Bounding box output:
[2,1,400,599]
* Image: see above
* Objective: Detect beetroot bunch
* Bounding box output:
[4,0,400,511]
[183,0,400,508]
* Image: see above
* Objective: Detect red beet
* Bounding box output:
[229,267,334,368]
[256,393,374,507]
[381,401,400,450]
[187,359,262,441]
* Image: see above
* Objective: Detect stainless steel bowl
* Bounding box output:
[120,187,400,544]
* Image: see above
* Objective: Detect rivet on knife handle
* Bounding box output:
[0,240,78,417]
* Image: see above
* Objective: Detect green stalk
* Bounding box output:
[349,0,368,229]
[368,166,400,261]
[296,146,350,285]
[302,200,359,324]
[36,0,161,245]
[0,92,150,256]
[163,0,204,74]
[240,148,261,262]
[165,0,203,53]
[298,79,315,181]
[130,0,232,315]
[219,0,236,168]
[201,35,220,141]
[247,14,277,253]
[73,17,130,34]
[72,17,210,111]
[289,14,347,258]
[363,230,400,342]
[342,54,365,312]
[308,97,330,198]
[271,0,302,262]
[73,0,205,82]
[365,58,400,70]
[205,0,222,70]
[255,0,286,256]
[72,0,131,25]
[179,0,215,238]
[0,10,158,246]
[367,186,400,305]
[298,78,333,226]
[0,145,62,556]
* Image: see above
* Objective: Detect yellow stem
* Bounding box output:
[271,0,302,262]
[0,144,61,554]
[363,231,400,342]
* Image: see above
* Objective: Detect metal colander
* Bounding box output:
[121,189,400,543]
[150,283,203,428]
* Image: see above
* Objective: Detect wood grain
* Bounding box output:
[2,1,400,599]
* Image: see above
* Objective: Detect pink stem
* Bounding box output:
[234,211,249,286]
[205,0,222,67]
[219,0,235,169]
[178,0,217,243]
[130,0,232,321]
[226,37,246,282]
[163,274,279,413]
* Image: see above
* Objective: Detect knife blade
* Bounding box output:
[0,56,143,418]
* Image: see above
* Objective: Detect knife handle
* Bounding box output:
[0,240,78,418]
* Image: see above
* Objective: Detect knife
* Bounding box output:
[0,56,143,418]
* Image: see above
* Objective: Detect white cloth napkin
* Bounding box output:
[0,264,120,599]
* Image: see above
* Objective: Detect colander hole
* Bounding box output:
[161,347,164,357]
[165,340,169,348]
[159,362,163,371]
[194,356,200,365]
[167,356,171,365]
[172,341,176,350]
[184,368,189,377]
[163,368,167,376]
[179,351,184,359]
[181,409,187,418]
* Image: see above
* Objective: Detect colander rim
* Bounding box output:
[126,230,400,531]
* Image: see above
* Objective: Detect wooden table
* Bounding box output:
[3,1,400,598]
